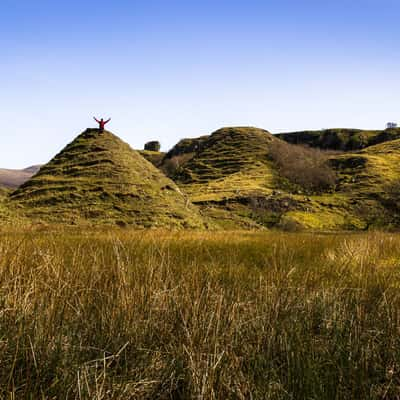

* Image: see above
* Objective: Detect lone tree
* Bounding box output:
[144,141,161,152]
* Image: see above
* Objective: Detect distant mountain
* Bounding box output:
[10,129,204,227]
[0,165,42,189]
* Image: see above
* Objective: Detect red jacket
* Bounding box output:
[94,117,111,130]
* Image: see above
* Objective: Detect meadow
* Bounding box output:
[1,228,400,399]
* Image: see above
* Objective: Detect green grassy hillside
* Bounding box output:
[258,138,400,230]
[175,127,274,184]
[10,129,204,228]
[163,127,400,230]
[167,127,302,228]
[323,139,400,228]
[277,127,400,151]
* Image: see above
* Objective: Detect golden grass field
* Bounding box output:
[1,228,400,399]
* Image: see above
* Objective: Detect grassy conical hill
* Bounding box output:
[167,127,292,228]
[176,127,275,184]
[10,129,204,227]
[171,127,280,208]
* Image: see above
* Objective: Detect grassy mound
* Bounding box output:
[166,127,306,228]
[277,127,400,151]
[175,127,275,184]
[10,129,204,228]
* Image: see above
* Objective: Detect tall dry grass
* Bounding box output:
[0,229,400,399]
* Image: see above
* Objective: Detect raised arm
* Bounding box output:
[104,118,111,124]
[93,117,100,123]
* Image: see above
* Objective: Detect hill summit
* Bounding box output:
[174,127,275,183]
[11,129,204,227]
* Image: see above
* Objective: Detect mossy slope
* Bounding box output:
[277,128,400,151]
[10,129,204,227]
[247,138,400,230]
[322,139,400,228]
[173,127,277,200]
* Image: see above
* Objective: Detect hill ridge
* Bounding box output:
[277,127,400,151]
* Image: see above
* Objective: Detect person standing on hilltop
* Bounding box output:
[93,117,111,131]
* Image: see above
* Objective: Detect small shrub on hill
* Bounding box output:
[277,216,304,231]
[144,141,161,152]
[269,140,337,193]
[162,153,194,177]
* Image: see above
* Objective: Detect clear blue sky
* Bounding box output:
[1,0,399,168]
